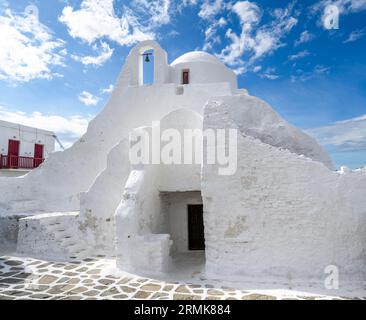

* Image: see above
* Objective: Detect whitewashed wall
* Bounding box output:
[0,41,234,215]
[2,40,364,284]
[202,99,366,283]
[78,138,130,254]
[116,109,203,273]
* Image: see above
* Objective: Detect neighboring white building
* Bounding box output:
[0,120,55,177]
[0,41,365,286]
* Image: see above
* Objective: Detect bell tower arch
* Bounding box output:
[119,40,170,87]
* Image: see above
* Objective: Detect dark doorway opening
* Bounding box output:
[188,204,205,250]
[182,70,189,84]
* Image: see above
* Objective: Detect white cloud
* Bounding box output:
[216,1,298,69]
[139,0,171,26]
[291,64,330,82]
[78,91,100,106]
[101,84,114,94]
[311,0,366,28]
[252,65,262,72]
[312,0,366,15]
[181,0,197,7]
[259,67,279,80]
[344,28,366,43]
[0,8,65,83]
[71,41,114,67]
[233,66,246,75]
[59,0,172,46]
[167,30,179,37]
[294,30,315,46]
[59,48,68,56]
[260,74,279,80]
[232,0,261,27]
[0,105,92,149]
[288,50,310,61]
[307,114,366,152]
[202,17,227,51]
[215,1,261,65]
[198,0,224,20]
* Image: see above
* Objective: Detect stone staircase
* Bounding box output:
[17,211,91,260]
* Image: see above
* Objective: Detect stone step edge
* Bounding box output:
[19,211,80,221]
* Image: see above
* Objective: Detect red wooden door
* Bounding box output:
[34,144,44,168]
[8,140,20,168]
[182,70,189,84]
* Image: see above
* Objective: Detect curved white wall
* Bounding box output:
[170,61,237,92]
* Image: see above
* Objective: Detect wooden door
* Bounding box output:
[182,70,189,84]
[34,144,44,168]
[8,139,20,168]
[188,204,205,250]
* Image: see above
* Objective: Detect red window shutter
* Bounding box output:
[8,140,20,168]
[8,140,20,156]
[34,144,44,168]
[34,144,44,158]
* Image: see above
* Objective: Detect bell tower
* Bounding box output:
[118,40,170,87]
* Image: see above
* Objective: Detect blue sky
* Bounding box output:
[0,0,365,168]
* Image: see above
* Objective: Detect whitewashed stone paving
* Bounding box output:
[0,255,364,300]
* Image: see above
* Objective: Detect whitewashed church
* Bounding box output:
[0,41,365,285]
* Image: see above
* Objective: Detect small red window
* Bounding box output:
[182,70,189,84]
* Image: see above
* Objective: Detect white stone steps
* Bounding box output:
[17,211,90,260]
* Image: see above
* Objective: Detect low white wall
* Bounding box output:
[0,170,29,177]
[17,212,82,260]
[202,101,366,283]
[115,166,170,274]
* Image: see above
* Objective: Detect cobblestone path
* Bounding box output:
[0,255,363,300]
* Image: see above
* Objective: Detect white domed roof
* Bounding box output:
[171,51,224,66]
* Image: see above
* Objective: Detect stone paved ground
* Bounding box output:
[0,255,364,300]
